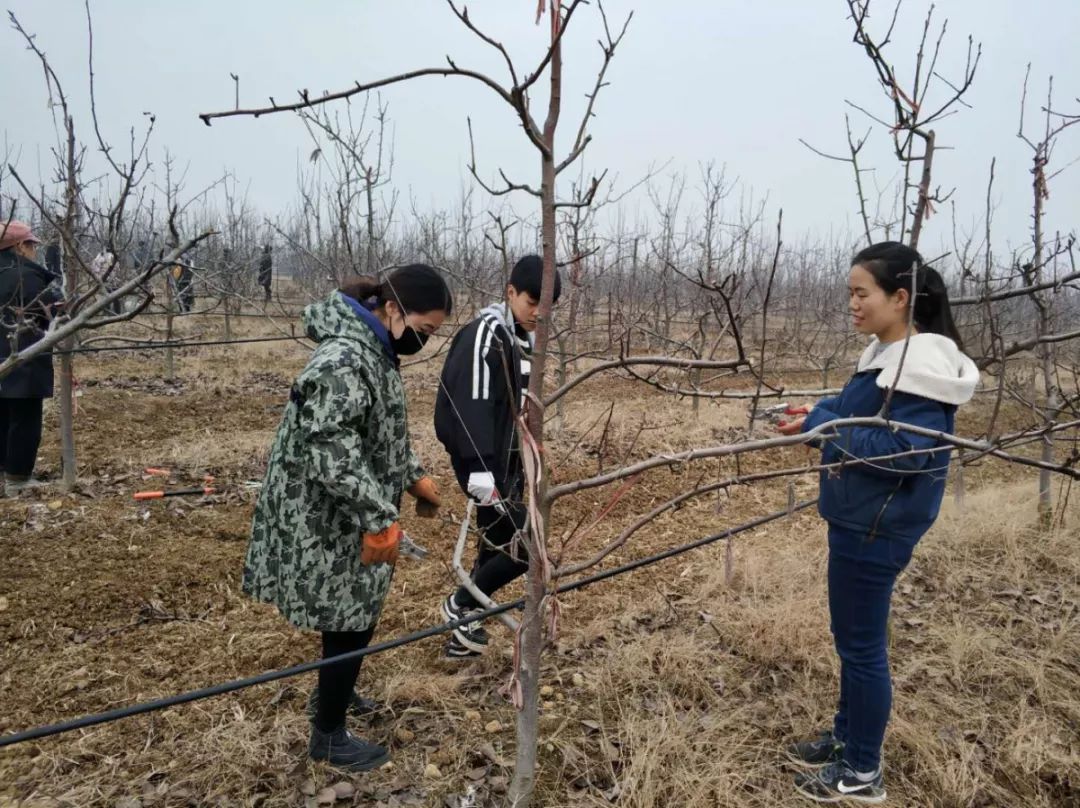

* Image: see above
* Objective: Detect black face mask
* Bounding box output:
[391,324,429,355]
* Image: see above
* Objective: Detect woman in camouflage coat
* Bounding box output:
[244,265,452,772]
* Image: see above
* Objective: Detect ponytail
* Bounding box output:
[339,264,453,315]
[911,266,963,352]
[339,275,383,302]
[852,241,964,351]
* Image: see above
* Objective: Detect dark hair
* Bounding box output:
[852,241,963,351]
[339,263,453,315]
[509,254,561,303]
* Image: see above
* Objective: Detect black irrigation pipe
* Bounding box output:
[54,335,311,355]
[0,499,815,750]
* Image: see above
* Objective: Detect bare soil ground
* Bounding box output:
[1,309,1077,807]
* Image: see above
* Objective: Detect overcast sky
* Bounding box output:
[2,1,1078,257]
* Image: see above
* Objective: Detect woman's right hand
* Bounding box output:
[361,523,402,566]
[777,403,811,435]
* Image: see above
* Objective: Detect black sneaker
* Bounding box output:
[441,593,489,653]
[794,761,886,804]
[443,633,482,660]
[306,687,385,721]
[309,724,390,772]
[786,729,845,768]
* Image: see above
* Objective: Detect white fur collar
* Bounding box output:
[857,333,979,406]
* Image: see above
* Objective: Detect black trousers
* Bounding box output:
[454,500,530,609]
[316,627,376,732]
[0,398,44,477]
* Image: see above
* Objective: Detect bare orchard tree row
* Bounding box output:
[195,2,1080,806]
[3,1,1077,804]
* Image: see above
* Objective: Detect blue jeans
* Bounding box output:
[828,524,918,772]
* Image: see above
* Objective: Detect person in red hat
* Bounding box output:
[0,220,61,495]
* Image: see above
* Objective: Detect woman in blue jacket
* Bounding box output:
[779,241,978,803]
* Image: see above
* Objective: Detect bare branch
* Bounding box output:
[543,355,748,407]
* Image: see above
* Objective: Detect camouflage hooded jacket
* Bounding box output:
[243,292,425,632]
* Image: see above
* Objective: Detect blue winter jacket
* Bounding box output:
[801,334,978,543]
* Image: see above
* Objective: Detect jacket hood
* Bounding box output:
[478,301,536,348]
[857,333,979,406]
[303,292,388,357]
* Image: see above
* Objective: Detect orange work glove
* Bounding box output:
[408,476,441,518]
[361,523,402,566]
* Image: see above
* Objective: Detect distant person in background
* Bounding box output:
[90,249,122,315]
[171,262,195,313]
[130,237,159,309]
[132,238,151,274]
[0,221,60,495]
[258,244,273,304]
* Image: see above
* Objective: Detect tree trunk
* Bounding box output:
[508,148,557,808]
[58,119,79,493]
[551,329,567,435]
[1038,356,1058,527]
[164,274,176,381]
[365,171,377,274]
[1030,149,1054,527]
[509,5,564,798]
[58,350,77,491]
[908,129,936,251]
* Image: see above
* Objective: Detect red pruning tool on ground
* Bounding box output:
[134,486,216,501]
[134,468,217,500]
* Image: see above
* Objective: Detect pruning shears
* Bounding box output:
[751,403,811,429]
[751,401,812,423]
[777,404,810,429]
[399,532,429,561]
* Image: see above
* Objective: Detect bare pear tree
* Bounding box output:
[4,7,212,490]
[298,95,397,277]
[201,4,636,802]
[1015,69,1080,525]
[807,0,982,250]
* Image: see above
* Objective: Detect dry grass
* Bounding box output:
[0,306,1077,807]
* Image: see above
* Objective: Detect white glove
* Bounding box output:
[466,471,501,506]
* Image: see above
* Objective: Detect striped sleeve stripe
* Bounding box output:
[472,318,496,400]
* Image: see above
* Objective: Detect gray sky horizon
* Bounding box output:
[2,1,1078,260]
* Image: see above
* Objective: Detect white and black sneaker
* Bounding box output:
[786,729,845,768]
[794,761,886,803]
[443,633,482,660]
[441,593,489,654]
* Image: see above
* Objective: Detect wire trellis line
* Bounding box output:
[0,499,815,750]
[54,335,312,355]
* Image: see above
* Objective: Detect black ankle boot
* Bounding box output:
[308,724,390,772]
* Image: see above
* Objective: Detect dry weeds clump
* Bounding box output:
[0,325,1076,807]
[538,483,1079,807]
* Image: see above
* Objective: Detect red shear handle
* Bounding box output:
[134,487,216,501]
